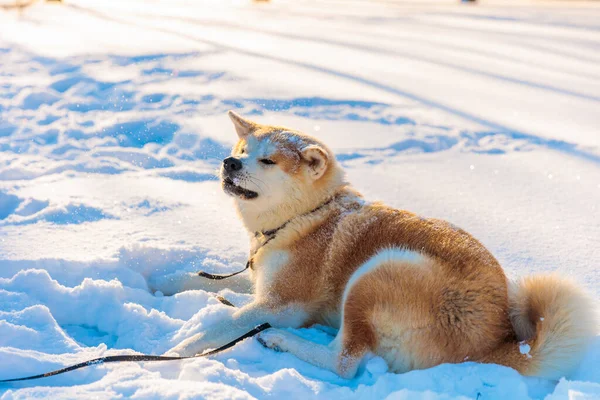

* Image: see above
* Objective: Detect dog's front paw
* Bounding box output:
[256,329,287,352]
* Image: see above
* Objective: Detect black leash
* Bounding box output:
[0,322,271,383]
[215,295,236,307]
[197,197,335,280]
[198,260,252,280]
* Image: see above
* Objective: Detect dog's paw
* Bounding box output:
[256,329,287,352]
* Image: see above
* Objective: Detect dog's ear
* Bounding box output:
[301,145,329,180]
[228,110,258,139]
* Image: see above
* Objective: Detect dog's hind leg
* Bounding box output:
[257,275,378,379]
[258,249,434,378]
[257,327,369,379]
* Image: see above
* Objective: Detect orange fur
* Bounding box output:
[191,111,598,380]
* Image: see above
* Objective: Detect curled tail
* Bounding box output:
[481,274,598,380]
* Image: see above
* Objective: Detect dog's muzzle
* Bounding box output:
[223,157,242,173]
[221,157,259,200]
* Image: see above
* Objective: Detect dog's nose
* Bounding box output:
[223,157,243,173]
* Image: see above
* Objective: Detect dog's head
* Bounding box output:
[220,111,344,225]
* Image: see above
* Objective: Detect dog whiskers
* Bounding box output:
[247,176,267,192]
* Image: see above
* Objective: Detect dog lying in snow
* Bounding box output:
[167,111,596,380]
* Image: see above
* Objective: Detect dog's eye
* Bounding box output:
[259,158,276,165]
[240,148,245,154]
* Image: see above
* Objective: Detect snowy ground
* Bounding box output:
[1,0,599,398]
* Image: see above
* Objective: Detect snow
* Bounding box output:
[0,0,599,398]
[519,343,533,360]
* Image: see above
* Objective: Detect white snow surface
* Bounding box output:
[1,0,599,398]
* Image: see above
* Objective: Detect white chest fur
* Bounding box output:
[252,249,290,296]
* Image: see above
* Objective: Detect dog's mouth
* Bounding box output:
[222,177,259,200]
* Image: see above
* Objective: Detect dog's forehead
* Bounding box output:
[245,135,277,155]
[249,129,309,154]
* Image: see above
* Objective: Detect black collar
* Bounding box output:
[255,196,336,242]
[197,196,335,280]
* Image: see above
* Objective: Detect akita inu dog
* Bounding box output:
[167,111,597,380]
